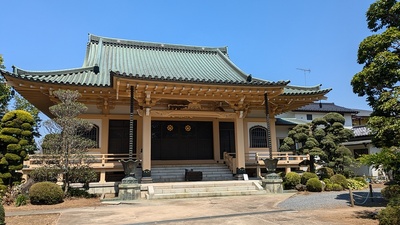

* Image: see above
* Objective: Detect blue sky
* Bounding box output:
[1,0,374,111]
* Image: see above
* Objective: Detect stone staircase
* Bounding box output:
[144,180,267,199]
[150,164,234,182]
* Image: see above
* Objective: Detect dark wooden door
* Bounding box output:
[151,121,213,160]
[219,122,235,159]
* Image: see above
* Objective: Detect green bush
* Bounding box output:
[332,183,344,191]
[317,167,334,179]
[301,172,318,185]
[29,166,61,182]
[354,177,368,185]
[381,185,400,200]
[15,194,28,207]
[68,165,98,184]
[0,204,4,225]
[67,187,97,198]
[378,206,400,225]
[347,179,368,190]
[325,183,333,191]
[29,182,64,205]
[330,174,348,189]
[283,172,301,190]
[306,178,322,192]
[388,196,400,207]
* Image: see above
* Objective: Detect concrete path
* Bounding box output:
[52,193,348,225]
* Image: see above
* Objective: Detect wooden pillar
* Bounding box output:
[141,110,152,182]
[101,116,109,154]
[234,113,246,176]
[269,116,278,154]
[213,119,220,162]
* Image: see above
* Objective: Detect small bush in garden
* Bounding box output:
[15,194,28,207]
[330,174,348,189]
[29,182,64,205]
[301,172,318,185]
[29,166,61,182]
[332,183,344,191]
[67,187,97,198]
[325,183,333,191]
[0,204,4,225]
[388,196,400,207]
[317,167,334,179]
[354,177,368,186]
[283,172,301,190]
[381,185,400,200]
[306,178,322,192]
[346,179,368,190]
[378,205,400,225]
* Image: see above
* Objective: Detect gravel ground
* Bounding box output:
[278,188,386,211]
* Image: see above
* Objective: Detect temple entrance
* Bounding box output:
[219,122,236,159]
[151,121,213,160]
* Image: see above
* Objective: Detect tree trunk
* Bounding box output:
[309,155,316,173]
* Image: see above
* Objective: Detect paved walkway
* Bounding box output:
[7,187,385,225]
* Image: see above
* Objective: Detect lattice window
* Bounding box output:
[249,126,268,148]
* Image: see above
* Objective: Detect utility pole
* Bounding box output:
[296,68,311,86]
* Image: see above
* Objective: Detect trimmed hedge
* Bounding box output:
[317,167,334,179]
[29,182,64,205]
[283,172,301,190]
[301,172,318,185]
[330,174,348,189]
[306,178,322,192]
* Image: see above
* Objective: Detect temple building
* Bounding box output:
[1,34,331,183]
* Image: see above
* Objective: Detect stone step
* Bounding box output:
[150,164,233,182]
[146,181,266,199]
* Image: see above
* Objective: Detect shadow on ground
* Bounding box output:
[335,189,388,208]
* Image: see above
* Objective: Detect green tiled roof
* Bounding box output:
[8,34,289,87]
[281,85,332,96]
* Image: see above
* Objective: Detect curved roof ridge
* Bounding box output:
[12,65,96,76]
[215,48,249,79]
[89,34,228,53]
[285,84,323,90]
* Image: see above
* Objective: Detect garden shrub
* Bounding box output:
[301,172,318,185]
[332,183,344,191]
[15,194,28,207]
[317,167,334,179]
[67,187,97,198]
[347,179,368,190]
[283,172,301,190]
[330,174,348,189]
[29,166,61,182]
[325,183,333,191]
[0,204,4,225]
[306,178,322,192]
[381,185,400,200]
[378,206,400,225]
[29,182,64,205]
[354,177,368,185]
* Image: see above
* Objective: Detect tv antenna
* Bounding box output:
[296,68,311,85]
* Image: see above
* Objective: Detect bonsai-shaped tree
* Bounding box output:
[41,90,96,194]
[280,112,355,174]
[0,110,36,188]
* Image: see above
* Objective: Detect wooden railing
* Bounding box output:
[24,153,137,169]
[223,151,309,175]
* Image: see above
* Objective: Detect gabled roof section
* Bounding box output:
[281,85,332,96]
[294,102,358,113]
[8,66,107,87]
[352,126,371,137]
[275,118,308,125]
[87,34,285,86]
[6,34,289,87]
